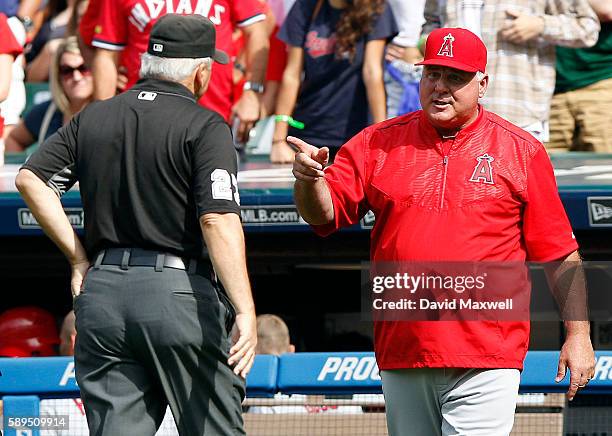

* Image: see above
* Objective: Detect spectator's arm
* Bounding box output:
[589,0,612,22]
[231,20,269,143]
[387,0,426,47]
[538,0,600,47]
[78,36,95,68]
[17,0,42,22]
[241,17,269,84]
[422,0,443,36]
[261,80,279,118]
[25,38,62,82]
[270,45,303,164]
[5,121,35,152]
[0,53,13,102]
[363,39,387,123]
[92,48,119,100]
[263,2,276,35]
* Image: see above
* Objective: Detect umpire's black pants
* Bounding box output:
[73,249,245,436]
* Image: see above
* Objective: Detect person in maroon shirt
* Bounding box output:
[290,27,595,436]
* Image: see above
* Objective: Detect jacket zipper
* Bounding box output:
[440,155,449,209]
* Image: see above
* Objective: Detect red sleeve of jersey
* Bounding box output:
[522,146,578,261]
[91,0,128,50]
[230,0,266,27]
[266,27,287,82]
[0,15,23,57]
[311,131,369,237]
[79,0,101,47]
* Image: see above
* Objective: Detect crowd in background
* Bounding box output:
[0,0,611,352]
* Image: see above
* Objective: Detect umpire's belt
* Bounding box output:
[94,248,215,277]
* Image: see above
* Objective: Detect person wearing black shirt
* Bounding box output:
[16,14,256,436]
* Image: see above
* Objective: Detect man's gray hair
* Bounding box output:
[476,71,486,81]
[139,53,212,82]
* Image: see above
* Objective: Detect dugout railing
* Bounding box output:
[1,351,612,435]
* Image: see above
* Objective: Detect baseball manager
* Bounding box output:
[16,14,255,436]
[291,27,596,436]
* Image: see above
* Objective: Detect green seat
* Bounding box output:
[23,82,51,117]
[4,143,39,165]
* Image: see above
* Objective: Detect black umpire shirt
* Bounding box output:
[22,78,241,259]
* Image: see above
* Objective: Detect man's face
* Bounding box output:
[420,65,488,133]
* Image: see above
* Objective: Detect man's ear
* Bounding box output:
[194,63,211,97]
[478,73,489,98]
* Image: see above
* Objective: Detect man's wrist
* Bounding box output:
[70,258,90,267]
[241,89,262,103]
[564,321,591,336]
[534,14,547,37]
[243,81,265,94]
[17,15,34,32]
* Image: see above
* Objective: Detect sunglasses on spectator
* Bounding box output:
[59,64,91,78]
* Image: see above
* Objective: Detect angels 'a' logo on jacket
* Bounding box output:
[469,153,494,185]
[437,33,455,58]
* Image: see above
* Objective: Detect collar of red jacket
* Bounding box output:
[418,104,486,146]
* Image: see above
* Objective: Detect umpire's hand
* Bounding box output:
[288,136,329,182]
[228,312,257,378]
[71,260,91,298]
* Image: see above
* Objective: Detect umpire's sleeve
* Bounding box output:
[20,113,80,197]
[192,120,241,217]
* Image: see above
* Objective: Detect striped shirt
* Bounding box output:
[423,0,600,132]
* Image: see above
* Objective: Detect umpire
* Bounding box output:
[15,14,256,436]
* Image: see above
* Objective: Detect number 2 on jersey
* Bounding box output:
[211,169,240,205]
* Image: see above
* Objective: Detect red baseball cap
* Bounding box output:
[417,27,487,73]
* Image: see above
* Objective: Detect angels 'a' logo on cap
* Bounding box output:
[437,33,455,58]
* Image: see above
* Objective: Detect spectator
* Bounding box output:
[384,0,425,118]
[25,0,73,81]
[0,15,26,141]
[256,313,295,355]
[26,0,89,82]
[423,0,600,142]
[0,306,59,357]
[88,0,269,143]
[58,309,76,356]
[250,314,365,414]
[6,36,93,153]
[0,12,22,166]
[548,0,612,152]
[270,0,398,163]
[0,0,43,41]
[232,0,288,119]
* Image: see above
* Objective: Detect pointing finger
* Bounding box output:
[287,136,318,155]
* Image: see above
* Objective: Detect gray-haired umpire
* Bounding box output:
[15,14,256,436]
